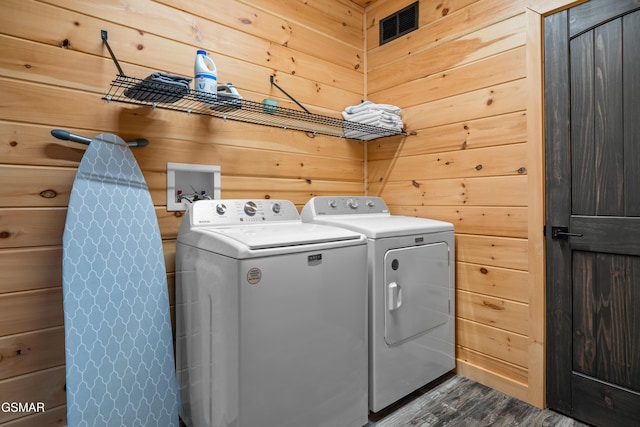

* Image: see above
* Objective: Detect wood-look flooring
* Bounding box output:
[367,373,590,427]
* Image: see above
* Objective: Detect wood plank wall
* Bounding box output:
[0,0,367,425]
[364,0,540,405]
[0,0,577,424]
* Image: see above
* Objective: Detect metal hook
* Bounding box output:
[51,129,148,147]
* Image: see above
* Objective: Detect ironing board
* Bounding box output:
[62,133,178,426]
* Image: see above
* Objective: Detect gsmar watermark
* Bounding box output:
[1,402,45,413]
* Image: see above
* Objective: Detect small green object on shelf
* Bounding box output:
[262,99,278,114]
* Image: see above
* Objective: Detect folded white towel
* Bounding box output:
[356,119,403,130]
[342,109,401,121]
[364,114,403,127]
[342,110,379,122]
[342,110,403,129]
[344,101,402,115]
[342,101,403,140]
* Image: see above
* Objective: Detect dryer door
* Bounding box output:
[384,242,450,346]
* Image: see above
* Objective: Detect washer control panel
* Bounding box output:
[302,196,390,217]
[190,199,299,225]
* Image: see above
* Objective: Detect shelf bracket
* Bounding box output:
[270,75,310,114]
[101,30,125,76]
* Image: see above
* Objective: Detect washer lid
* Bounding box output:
[180,222,365,257]
[305,215,453,239]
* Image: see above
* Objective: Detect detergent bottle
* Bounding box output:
[194,50,217,103]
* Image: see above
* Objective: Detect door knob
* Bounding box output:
[550,226,583,240]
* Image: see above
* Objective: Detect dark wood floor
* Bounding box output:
[366,373,591,427]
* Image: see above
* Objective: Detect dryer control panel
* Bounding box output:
[301,196,390,217]
[189,199,300,226]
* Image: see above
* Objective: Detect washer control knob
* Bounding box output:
[328,199,338,208]
[215,203,227,215]
[347,198,359,209]
[272,202,281,214]
[244,201,258,216]
[366,199,376,208]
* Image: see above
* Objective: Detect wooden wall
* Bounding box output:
[0,0,367,425]
[0,0,587,424]
[362,0,587,409]
[364,0,540,407]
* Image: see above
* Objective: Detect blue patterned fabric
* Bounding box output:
[62,134,178,427]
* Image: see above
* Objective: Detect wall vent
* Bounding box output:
[379,2,419,45]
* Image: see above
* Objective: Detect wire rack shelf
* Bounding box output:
[102,74,405,141]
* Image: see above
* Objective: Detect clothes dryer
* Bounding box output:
[302,196,455,413]
[176,199,368,427]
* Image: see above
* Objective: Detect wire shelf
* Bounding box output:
[103,75,405,141]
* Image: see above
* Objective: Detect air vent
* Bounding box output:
[380,2,419,45]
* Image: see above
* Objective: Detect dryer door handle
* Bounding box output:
[388,282,402,311]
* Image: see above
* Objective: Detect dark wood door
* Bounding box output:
[545,1,640,426]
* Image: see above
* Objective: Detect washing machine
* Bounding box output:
[176,199,368,427]
[301,196,455,413]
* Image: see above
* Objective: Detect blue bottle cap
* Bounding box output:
[197,50,207,55]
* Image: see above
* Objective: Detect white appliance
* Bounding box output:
[301,196,455,413]
[176,199,368,427]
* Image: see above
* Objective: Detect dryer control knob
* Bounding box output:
[328,199,338,208]
[366,199,376,208]
[272,202,281,214]
[244,201,258,216]
[347,198,359,209]
[215,203,227,215]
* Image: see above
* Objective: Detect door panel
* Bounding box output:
[623,11,640,216]
[573,252,640,390]
[570,216,640,256]
[571,373,640,426]
[545,1,640,425]
[383,243,450,346]
[545,7,573,411]
[570,30,595,216]
[569,0,640,36]
[571,19,624,216]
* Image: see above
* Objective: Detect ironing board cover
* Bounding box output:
[62,134,178,426]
